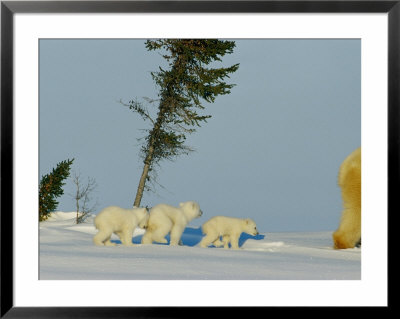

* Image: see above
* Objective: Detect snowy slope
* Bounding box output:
[39,212,361,280]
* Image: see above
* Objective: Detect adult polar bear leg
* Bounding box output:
[333,207,361,249]
[333,147,361,249]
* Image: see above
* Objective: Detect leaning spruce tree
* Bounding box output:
[123,39,239,207]
[39,159,74,221]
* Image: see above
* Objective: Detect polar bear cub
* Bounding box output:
[141,201,203,246]
[199,216,259,249]
[93,206,148,246]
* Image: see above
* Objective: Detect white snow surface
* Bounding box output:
[39,212,361,280]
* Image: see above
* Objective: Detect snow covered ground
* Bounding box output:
[39,212,361,280]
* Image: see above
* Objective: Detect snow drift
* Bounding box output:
[39,212,361,280]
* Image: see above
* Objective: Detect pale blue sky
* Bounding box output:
[39,39,360,232]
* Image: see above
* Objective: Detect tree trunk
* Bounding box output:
[75,195,80,224]
[133,146,153,207]
[132,54,187,208]
[133,108,165,207]
[75,178,81,224]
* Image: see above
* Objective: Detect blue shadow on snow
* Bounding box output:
[111,227,264,247]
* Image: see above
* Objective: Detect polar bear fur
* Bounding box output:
[141,201,203,246]
[199,216,259,249]
[93,206,148,246]
[333,147,361,249]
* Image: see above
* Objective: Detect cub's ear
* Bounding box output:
[245,219,250,224]
[179,202,184,207]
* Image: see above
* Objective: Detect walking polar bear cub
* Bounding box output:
[199,216,259,249]
[333,147,361,249]
[93,206,148,246]
[141,201,203,246]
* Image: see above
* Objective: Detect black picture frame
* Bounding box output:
[1,0,396,317]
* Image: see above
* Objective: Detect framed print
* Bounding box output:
[1,0,397,316]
